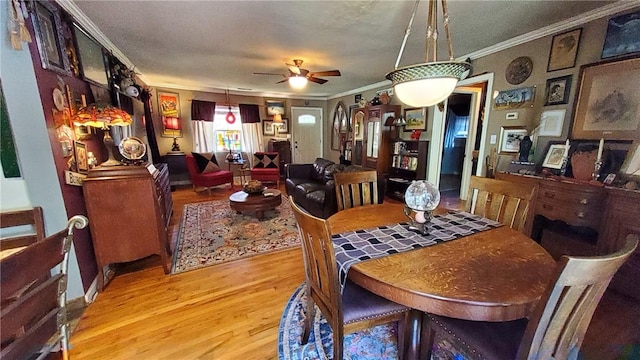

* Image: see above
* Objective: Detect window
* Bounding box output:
[193,107,245,152]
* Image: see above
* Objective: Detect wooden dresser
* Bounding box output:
[83,163,173,291]
[268,139,291,176]
[496,172,640,299]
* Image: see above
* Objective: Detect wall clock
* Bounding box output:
[505,56,533,85]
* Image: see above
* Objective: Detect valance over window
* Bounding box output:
[191,100,216,121]
[239,104,260,124]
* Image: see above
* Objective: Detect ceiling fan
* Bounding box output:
[253,59,341,85]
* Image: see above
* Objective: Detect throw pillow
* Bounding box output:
[192,152,220,174]
[253,153,279,168]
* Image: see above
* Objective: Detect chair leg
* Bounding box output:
[302,287,313,344]
[332,320,344,360]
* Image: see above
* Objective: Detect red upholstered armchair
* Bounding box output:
[250,152,280,188]
[185,153,233,194]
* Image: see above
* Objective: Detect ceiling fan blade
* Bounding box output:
[307,77,328,84]
[275,79,288,84]
[310,70,341,77]
[254,72,286,76]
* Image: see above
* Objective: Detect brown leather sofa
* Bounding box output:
[285,158,386,219]
[285,158,342,219]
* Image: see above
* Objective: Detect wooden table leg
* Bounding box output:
[403,309,425,360]
[256,210,264,220]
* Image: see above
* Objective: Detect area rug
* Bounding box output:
[278,283,478,360]
[171,199,299,274]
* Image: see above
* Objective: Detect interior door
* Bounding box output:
[291,107,323,164]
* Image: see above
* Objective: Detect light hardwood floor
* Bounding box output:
[69,183,639,359]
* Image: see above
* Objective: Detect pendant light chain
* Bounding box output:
[441,0,455,61]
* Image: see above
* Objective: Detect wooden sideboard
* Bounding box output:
[83,163,173,291]
[496,172,640,299]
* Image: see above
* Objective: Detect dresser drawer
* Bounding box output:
[538,182,605,208]
[537,200,603,229]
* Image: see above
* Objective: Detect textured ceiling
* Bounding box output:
[70,0,619,98]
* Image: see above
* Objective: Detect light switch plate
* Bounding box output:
[490,135,497,144]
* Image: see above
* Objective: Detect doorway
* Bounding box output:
[290,107,323,163]
[439,93,472,200]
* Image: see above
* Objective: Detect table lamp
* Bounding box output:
[403,180,440,235]
[164,116,182,152]
[72,104,132,166]
[273,113,283,137]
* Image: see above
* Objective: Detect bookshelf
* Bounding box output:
[387,140,428,202]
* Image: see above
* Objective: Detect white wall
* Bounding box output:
[1,4,83,299]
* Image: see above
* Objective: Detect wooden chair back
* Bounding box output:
[1,207,45,252]
[466,175,536,232]
[334,171,378,211]
[518,238,638,360]
[288,196,343,344]
[0,215,88,360]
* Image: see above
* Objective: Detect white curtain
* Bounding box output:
[242,122,263,167]
[192,120,215,153]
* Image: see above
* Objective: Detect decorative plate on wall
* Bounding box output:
[505,56,533,85]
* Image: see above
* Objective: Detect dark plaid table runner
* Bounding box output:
[332,211,503,292]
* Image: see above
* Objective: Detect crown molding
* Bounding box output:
[460,2,639,61]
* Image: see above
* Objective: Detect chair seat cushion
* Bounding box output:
[427,314,527,360]
[251,168,279,175]
[342,281,408,324]
[199,169,233,180]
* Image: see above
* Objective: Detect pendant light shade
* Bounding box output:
[385,0,470,107]
[224,89,236,124]
[288,75,307,89]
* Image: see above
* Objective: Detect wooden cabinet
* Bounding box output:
[161,152,190,186]
[344,107,366,166]
[82,163,173,291]
[267,139,291,176]
[387,140,428,202]
[601,189,640,300]
[345,104,399,172]
[496,172,640,299]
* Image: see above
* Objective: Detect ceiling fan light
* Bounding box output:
[288,76,307,89]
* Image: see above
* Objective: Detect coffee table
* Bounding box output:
[228,189,282,220]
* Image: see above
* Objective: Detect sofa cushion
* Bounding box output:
[306,189,326,204]
[295,182,325,195]
[192,152,221,174]
[311,158,335,182]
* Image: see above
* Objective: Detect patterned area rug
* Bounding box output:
[171,199,299,274]
[278,283,479,360]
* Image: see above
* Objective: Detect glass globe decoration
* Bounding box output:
[403,180,440,234]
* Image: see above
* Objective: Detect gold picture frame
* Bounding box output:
[571,57,640,140]
[547,28,581,72]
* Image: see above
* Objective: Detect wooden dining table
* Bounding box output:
[327,202,556,360]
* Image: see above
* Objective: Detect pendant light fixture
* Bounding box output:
[224,89,236,124]
[385,0,471,107]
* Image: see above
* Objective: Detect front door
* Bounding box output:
[291,107,323,164]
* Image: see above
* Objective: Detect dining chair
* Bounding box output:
[334,170,379,211]
[1,215,88,360]
[466,175,536,232]
[422,238,638,360]
[1,206,45,252]
[288,196,409,359]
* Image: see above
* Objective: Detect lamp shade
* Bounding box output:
[72,104,132,128]
[273,113,283,124]
[164,116,181,131]
[386,62,470,107]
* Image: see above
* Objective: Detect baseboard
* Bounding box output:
[84,276,98,304]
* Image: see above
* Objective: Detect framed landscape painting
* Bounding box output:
[602,10,640,59]
[403,107,426,131]
[499,126,528,154]
[571,57,640,140]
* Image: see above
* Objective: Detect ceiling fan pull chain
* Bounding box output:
[394,0,421,70]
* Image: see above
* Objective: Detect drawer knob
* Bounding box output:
[580,198,589,205]
[577,212,585,218]
[544,191,555,198]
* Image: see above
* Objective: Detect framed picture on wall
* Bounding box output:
[158,92,180,117]
[602,10,640,59]
[493,86,536,110]
[544,75,572,106]
[266,100,285,116]
[331,102,347,150]
[277,119,289,134]
[571,57,640,140]
[31,1,71,75]
[74,24,108,86]
[498,126,528,154]
[403,107,427,131]
[74,141,88,174]
[547,28,582,72]
[262,120,274,135]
